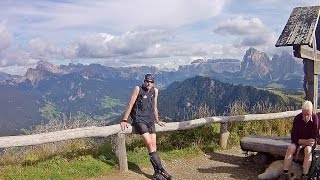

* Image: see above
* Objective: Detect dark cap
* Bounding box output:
[144,74,155,82]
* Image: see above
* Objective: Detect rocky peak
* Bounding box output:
[240,47,271,78]
[14,61,64,85]
[270,51,303,78]
[36,61,63,74]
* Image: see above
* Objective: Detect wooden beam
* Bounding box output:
[293,45,320,61]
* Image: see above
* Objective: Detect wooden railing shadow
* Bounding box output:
[196,151,265,179]
[0,110,301,171]
[128,161,153,179]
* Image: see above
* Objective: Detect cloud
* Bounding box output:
[0,37,61,68]
[28,38,62,60]
[0,22,12,51]
[214,16,277,49]
[237,33,277,47]
[1,0,226,33]
[67,29,243,63]
[0,22,37,69]
[68,29,173,59]
[214,16,268,35]
[0,49,38,67]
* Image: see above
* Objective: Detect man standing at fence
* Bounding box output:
[120,74,172,180]
[281,100,318,180]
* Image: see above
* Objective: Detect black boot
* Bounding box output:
[159,169,172,180]
[149,152,172,180]
[150,158,161,178]
[152,171,166,180]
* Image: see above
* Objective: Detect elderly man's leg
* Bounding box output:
[301,145,312,179]
[280,143,297,179]
[284,144,297,170]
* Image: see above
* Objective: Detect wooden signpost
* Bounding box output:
[276,6,320,111]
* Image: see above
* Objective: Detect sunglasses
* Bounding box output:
[144,80,154,83]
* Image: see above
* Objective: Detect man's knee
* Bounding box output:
[304,146,313,158]
[286,144,297,154]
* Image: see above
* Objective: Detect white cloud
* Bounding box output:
[28,38,62,60]
[0,22,12,51]
[214,16,278,50]
[214,16,269,35]
[1,0,226,33]
[69,29,173,59]
[0,49,38,67]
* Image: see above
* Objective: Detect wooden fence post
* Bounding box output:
[219,122,229,149]
[115,133,128,171]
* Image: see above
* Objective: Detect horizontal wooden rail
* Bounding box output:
[152,109,300,132]
[0,124,120,148]
[0,110,300,149]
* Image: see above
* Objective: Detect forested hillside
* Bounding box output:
[158,76,301,121]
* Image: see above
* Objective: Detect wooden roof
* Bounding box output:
[275,6,320,47]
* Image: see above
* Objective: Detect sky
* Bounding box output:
[0,0,319,75]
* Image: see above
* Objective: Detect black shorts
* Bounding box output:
[132,122,156,135]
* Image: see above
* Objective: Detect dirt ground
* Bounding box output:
[92,147,268,180]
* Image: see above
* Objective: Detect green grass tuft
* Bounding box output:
[0,155,114,180]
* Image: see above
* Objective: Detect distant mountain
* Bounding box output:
[240,47,272,79]
[10,48,304,90]
[179,58,241,74]
[0,85,43,136]
[14,61,66,85]
[158,76,300,121]
[224,48,304,88]
[270,51,302,79]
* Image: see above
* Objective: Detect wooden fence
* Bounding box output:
[0,110,301,171]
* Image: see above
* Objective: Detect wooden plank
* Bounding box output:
[275,6,320,47]
[240,136,320,156]
[293,45,320,61]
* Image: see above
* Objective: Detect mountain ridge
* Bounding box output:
[4,47,303,90]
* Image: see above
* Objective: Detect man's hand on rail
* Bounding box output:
[156,121,166,127]
[120,121,129,131]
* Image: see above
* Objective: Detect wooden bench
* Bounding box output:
[240,136,320,161]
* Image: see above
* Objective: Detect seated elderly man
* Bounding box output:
[281,100,318,180]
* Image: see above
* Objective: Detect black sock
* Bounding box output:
[284,170,288,174]
[149,151,163,171]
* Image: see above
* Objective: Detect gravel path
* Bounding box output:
[93,147,267,180]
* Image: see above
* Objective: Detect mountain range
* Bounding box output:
[0,47,304,136]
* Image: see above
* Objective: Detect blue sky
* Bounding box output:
[0,0,319,75]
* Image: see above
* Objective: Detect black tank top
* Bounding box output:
[130,86,155,123]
